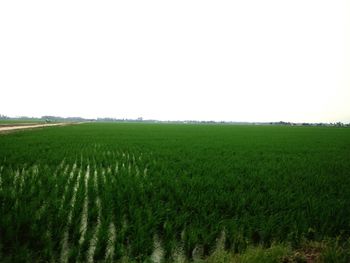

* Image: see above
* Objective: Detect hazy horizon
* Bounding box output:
[2,114,349,124]
[1,0,349,123]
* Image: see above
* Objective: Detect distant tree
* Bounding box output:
[335,122,344,127]
[0,114,10,119]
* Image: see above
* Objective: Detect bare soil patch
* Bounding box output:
[0,123,74,134]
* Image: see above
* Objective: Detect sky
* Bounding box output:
[0,0,349,123]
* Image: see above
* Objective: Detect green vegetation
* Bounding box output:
[0,123,349,262]
[0,119,44,126]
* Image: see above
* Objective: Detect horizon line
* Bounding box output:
[1,114,349,125]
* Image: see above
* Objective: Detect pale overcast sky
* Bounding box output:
[0,1,349,122]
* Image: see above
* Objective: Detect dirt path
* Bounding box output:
[0,123,42,127]
[0,123,74,133]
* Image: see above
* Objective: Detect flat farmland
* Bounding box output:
[0,119,44,126]
[0,123,349,262]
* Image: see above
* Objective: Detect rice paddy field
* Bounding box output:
[0,123,349,262]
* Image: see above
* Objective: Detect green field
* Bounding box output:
[0,123,349,262]
[0,119,44,126]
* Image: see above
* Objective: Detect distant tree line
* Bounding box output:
[1,114,349,126]
[0,114,10,119]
